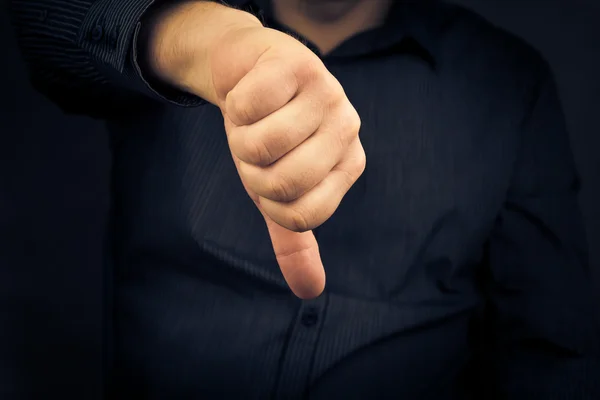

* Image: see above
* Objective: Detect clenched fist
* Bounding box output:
[144,1,366,299]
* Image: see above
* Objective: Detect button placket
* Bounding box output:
[90,25,103,42]
[301,306,319,327]
[274,295,328,398]
[37,10,47,22]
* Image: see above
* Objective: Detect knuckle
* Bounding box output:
[339,168,357,189]
[353,141,367,168]
[294,57,344,100]
[285,206,314,232]
[335,106,362,148]
[294,56,323,82]
[261,129,291,164]
[341,105,361,135]
[266,173,297,202]
[227,90,257,124]
[342,161,363,188]
[354,148,367,176]
[339,145,367,188]
[292,54,347,107]
[321,75,345,103]
[349,111,362,134]
[245,136,274,166]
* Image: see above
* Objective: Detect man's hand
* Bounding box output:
[144,1,366,299]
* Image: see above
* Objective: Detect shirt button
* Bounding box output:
[38,10,47,22]
[91,25,103,42]
[301,306,319,327]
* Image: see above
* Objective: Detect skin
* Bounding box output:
[273,0,394,54]
[144,0,390,299]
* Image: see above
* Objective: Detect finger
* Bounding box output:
[239,106,361,202]
[261,211,325,300]
[227,90,324,166]
[259,137,366,232]
[225,59,299,126]
[226,136,326,299]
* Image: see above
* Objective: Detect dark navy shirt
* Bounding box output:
[10,0,600,398]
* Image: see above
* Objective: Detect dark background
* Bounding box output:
[1,0,599,398]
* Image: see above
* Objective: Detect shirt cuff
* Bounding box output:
[76,0,206,107]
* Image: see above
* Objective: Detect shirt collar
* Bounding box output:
[235,0,443,65]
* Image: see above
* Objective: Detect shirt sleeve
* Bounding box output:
[481,60,600,398]
[8,0,215,119]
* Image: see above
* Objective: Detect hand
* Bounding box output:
[146,2,366,299]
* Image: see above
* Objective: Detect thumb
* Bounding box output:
[259,208,326,299]
[223,110,326,298]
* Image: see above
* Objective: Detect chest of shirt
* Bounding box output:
[110,56,521,301]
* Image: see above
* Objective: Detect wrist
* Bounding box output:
[141,1,262,103]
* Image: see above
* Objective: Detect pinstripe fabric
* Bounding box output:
[8,0,600,398]
[9,0,224,116]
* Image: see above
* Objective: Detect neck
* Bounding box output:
[272,0,393,54]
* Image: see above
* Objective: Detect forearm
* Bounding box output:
[8,0,260,119]
[141,0,262,105]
